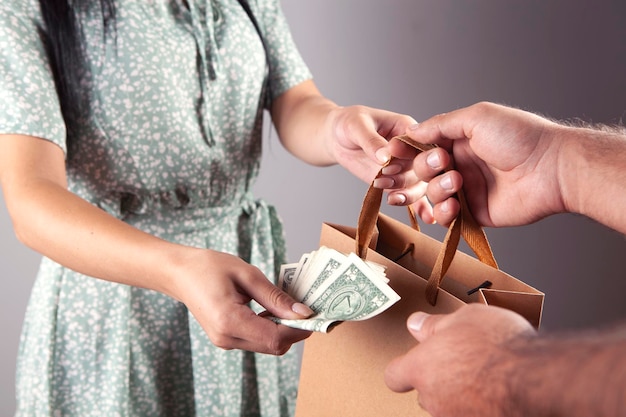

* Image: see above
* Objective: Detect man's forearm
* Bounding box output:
[557,124,626,234]
[503,325,626,416]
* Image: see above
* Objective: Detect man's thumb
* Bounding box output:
[407,312,440,343]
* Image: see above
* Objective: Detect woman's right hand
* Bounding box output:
[170,249,313,355]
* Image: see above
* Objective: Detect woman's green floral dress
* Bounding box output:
[0,0,312,415]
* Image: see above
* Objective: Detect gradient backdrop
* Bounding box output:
[1,0,625,413]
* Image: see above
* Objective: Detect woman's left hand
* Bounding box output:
[271,80,434,221]
[326,105,434,222]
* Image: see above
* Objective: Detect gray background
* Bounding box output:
[2,0,626,414]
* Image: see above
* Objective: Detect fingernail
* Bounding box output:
[292,302,314,317]
[382,164,402,175]
[373,177,395,189]
[408,312,428,332]
[440,199,450,213]
[408,123,420,131]
[426,152,441,170]
[440,174,453,191]
[376,148,390,164]
[389,193,407,205]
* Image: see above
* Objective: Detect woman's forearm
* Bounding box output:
[270,79,417,186]
[270,79,339,166]
[0,134,186,298]
[5,177,187,298]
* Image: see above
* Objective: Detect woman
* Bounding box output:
[0,0,422,415]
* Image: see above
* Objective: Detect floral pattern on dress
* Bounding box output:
[0,0,312,415]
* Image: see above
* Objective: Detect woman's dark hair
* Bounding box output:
[38,0,116,130]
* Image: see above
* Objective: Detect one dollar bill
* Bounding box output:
[272,247,400,332]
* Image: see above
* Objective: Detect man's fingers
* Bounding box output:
[405,109,473,145]
[411,148,451,181]
[384,354,419,393]
[384,312,440,392]
[408,196,435,225]
[406,312,447,342]
[432,198,461,227]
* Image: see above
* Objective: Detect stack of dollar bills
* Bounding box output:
[271,246,401,333]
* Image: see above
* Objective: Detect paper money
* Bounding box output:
[272,246,400,332]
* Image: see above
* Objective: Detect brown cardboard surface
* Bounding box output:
[295,214,544,416]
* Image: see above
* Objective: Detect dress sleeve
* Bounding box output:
[257,0,313,105]
[0,1,67,153]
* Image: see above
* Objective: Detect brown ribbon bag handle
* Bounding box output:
[356,135,498,305]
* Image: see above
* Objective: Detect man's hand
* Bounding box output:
[385,304,535,417]
[384,102,567,227]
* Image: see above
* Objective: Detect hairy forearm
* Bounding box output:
[502,326,626,416]
[5,179,188,299]
[556,124,626,234]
